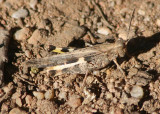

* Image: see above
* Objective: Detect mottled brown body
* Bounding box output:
[24,39,125,76]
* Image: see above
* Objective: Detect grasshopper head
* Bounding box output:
[115,39,126,57]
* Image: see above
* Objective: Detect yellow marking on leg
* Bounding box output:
[52,48,65,53]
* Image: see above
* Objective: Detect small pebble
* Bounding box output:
[25,50,31,58]
[138,9,145,16]
[12,92,21,99]
[12,9,28,19]
[14,27,31,41]
[16,98,22,107]
[105,92,113,99]
[28,29,48,46]
[93,70,100,76]
[53,82,59,89]
[86,76,95,85]
[44,89,54,100]
[107,82,115,93]
[33,91,44,100]
[58,91,67,100]
[112,97,118,104]
[29,0,38,10]
[3,86,10,93]
[25,95,33,105]
[156,19,160,27]
[67,95,82,108]
[130,86,144,99]
[9,108,27,114]
[97,27,111,36]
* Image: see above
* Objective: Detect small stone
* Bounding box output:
[138,9,145,16]
[25,50,31,58]
[58,91,67,100]
[79,18,85,26]
[14,27,31,41]
[28,29,48,46]
[16,98,22,107]
[3,86,10,93]
[67,95,82,108]
[33,91,44,100]
[29,0,38,10]
[44,89,54,100]
[93,70,100,76]
[53,82,59,89]
[128,68,138,76]
[12,92,21,99]
[156,19,160,27]
[86,76,95,85]
[97,27,111,36]
[107,82,115,93]
[130,86,144,99]
[12,9,28,19]
[144,16,150,22]
[25,95,33,105]
[9,108,27,114]
[105,92,113,99]
[112,97,118,104]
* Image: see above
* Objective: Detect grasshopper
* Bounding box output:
[23,39,126,76]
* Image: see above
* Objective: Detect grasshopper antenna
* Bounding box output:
[113,9,135,76]
[127,8,135,41]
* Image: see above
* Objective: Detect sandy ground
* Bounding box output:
[1,0,160,113]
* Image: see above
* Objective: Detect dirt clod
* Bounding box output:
[1,0,160,113]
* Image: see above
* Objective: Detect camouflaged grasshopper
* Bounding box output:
[23,39,126,76]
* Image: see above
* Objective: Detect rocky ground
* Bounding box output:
[1,0,160,113]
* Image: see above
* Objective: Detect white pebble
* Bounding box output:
[97,27,111,36]
[33,91,44,100]
[93,70,100,76]
[14,27,31,41]
[58,91,67,100]
[3,86,10,93]
[30,0,38,10]
[12,9,28,19]
[130,86,144,99]
[156,19,160,27]
[138,9,145,16]
[25,50,31,58]
[44,89,54,100]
